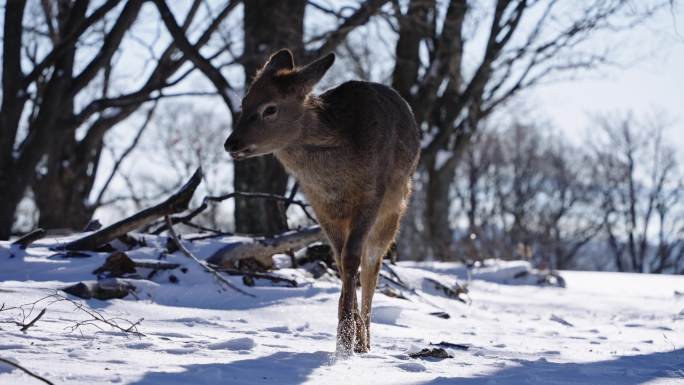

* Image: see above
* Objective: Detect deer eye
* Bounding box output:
[262,104,278,121]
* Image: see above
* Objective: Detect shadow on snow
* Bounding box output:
[419,348,684,385]
[128,351,331,385]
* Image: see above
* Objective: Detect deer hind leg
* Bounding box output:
[336,205,377,358]
[358,212,401,353]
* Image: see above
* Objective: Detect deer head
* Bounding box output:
[224,49,335,160]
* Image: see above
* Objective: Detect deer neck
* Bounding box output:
[292,94,340,149]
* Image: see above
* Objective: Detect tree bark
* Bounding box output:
[234,0,306,235]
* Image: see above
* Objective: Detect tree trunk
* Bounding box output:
[424,159,457,260]
[0,0,28,239]
[234,0,306,235]
[33,138,100,231]
[31,1,143,231]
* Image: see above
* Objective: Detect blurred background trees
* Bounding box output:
[1,0,682,273]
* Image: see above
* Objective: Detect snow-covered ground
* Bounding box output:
[1,234,683,385]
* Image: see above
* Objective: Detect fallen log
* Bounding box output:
[92,251,181,278]
[61,167,202,251]
[12,229,46,249]
[206,226,325,268]
[424,277,469,304]
[62,279,136,300]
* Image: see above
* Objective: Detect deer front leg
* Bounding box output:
[336,206,377,358]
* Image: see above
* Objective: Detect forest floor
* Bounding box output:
[1,233,683,385]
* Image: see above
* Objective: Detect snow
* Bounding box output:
[0,235,683,385]
[434,149,452,169]
[207,337,256,351]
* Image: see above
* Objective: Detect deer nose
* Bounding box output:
[224,136,241,153]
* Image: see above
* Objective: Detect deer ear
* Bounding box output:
[295,53,335,93]
[263,49,295,73]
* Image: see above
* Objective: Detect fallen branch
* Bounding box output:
[12,228,46,249]
[382,262,407,287]
[430,341,471,350]
[134,261,181,270]
[379,270,410,290]
[164,216,255,297]
[59,293,144,335]
[206,226,325,268]
[425,277,469,304]
[409,347,453,360]
[215,267,298,288]
[93,251,181,278]
[0,357,55,385]
[0,293,144,336]
[151,190,316,235]
[19,308,46,332]
[62,167,203,251]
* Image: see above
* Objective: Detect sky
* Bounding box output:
[529,4,684,156]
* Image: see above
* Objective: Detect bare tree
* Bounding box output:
[592,113,684,272]
[0,0,240,238]
[390,0,664,259]
[534,139,602,269]
[450,121,603,269]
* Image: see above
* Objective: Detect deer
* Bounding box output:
[224,49,420,357]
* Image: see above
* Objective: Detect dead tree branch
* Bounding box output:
[62,167,203,251]
[11,228,46,249]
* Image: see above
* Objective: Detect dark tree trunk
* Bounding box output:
[425,163,456,260]
[31,0,143,231]
[33,138,101,230]
[0,0,28,239]
[0,0,88,238]
[234,0,306,235]
[33,3,87,230]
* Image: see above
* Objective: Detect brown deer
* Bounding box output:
[224,49,420,356]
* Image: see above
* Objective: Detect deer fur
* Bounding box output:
[224,49,420,356]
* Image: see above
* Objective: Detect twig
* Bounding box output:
[151,189,316,234]
[206,192,317,223]
[0,357,55,385]
[1,293,144,336]
[19,308,46,332]
[54,293,144,336]
[94,101,158,208]
[164,216,255,297]
[215,267,298,288]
